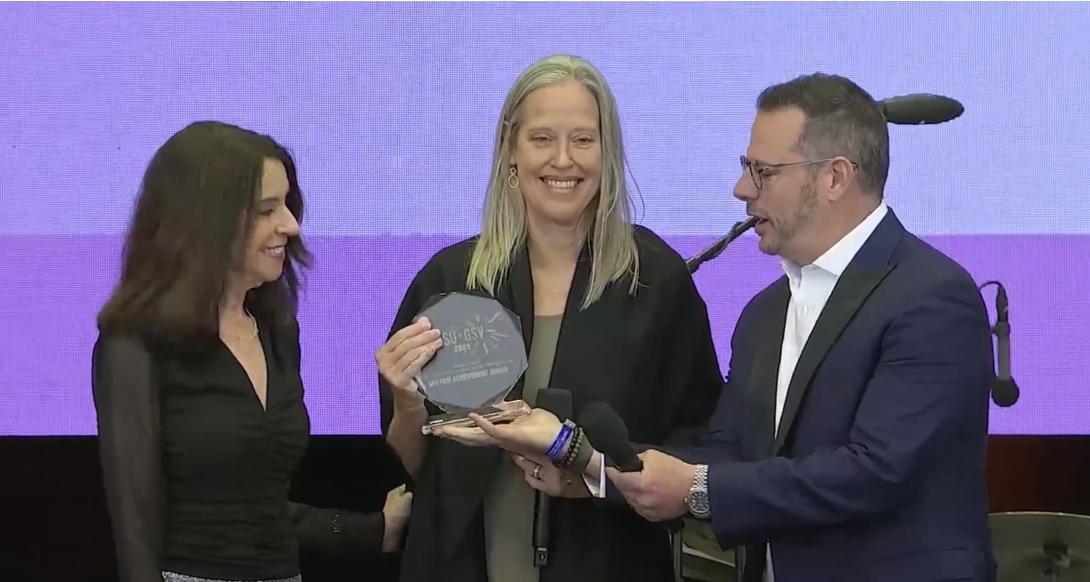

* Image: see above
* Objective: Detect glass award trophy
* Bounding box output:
[415,292,530,435]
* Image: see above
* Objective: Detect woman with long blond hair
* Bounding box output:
[375,55,722,581]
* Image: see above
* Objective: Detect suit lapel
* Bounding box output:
[771,210,906,453]
[747,280,790,460]
[772,266,894,452]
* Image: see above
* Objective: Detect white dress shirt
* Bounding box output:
[584,451,607,496]
[764,201,888,581]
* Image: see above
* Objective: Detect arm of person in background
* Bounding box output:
[289,484,413,559]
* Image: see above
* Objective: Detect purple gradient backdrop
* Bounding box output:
[4,2,1089,435]
[2,232,1085,435]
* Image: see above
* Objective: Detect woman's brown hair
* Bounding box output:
[98,121,311,344]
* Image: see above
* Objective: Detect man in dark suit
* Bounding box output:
[607,73,997,582]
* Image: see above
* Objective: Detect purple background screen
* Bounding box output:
[2,3,1087,435]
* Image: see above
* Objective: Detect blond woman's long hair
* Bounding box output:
[466,54,639,309]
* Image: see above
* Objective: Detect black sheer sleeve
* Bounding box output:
[289,503,386,561]
[91,333,165,582]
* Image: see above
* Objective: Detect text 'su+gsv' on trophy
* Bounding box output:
[414,292,530,435]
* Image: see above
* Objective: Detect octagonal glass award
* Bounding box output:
[415,292,530,435]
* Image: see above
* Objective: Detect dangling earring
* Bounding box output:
[507,166,520,190]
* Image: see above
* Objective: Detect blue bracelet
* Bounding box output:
[547,421,575,464]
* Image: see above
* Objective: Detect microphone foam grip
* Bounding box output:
[579,401,643,472]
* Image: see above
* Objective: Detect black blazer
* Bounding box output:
[380,225,724,582]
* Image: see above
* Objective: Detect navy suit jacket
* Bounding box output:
[676,210,996,582]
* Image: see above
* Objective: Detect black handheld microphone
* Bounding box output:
[580,402,686,582]
[979,281,1019,407]
[532,388,573,567]
[879,94,964,125]
[579,401,643,472]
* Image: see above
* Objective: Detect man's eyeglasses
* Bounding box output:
[740,155,859,190]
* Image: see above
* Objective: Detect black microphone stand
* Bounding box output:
[687,217,758,274]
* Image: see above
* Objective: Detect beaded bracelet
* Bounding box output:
[560,426,584,469]
[571,432,594,473]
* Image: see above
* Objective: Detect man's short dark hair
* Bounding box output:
[758,73,889,197]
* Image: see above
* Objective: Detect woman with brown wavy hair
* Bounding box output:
[93,121,410,582]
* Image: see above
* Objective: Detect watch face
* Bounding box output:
[689,490,711,518]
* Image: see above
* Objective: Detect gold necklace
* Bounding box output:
[220,309,258,341]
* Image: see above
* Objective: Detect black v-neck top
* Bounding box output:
[154,324,308,578]
[93,314,368,582]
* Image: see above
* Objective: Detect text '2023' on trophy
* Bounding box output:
[414,292,530,435]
